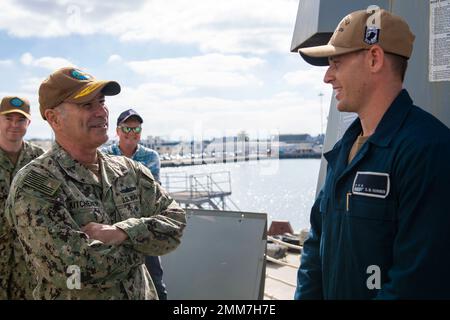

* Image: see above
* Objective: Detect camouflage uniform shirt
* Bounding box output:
[5,142,185,299]
[0,141,45,299]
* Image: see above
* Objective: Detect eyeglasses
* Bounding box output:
[119,125,142,134]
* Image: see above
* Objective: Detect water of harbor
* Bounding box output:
[161,158,320,232]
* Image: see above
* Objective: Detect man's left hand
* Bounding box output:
[81,222,129,245]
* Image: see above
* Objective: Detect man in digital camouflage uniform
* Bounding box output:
[5,67,186,299]
[0,96,45,299]
[102,109,168,300]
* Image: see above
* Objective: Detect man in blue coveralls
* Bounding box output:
[102,109,167,300]
[294,8,450,299]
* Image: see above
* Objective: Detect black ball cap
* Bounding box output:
[117,108,143,126]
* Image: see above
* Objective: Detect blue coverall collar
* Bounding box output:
[324,117,362,169]
[368,89,413,147]
[324,89,413,170]
[342,89,413,148]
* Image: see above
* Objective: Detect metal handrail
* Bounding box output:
[162,170,241,211]
[162,171,232,193]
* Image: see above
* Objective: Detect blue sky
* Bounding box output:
[0,0,332,141]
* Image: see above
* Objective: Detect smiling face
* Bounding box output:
[117,117,142,150]
[53,93,109,149]
[323,50,370,113]
[0,112,30,144]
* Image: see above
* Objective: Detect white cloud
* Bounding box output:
[0,0,136,38]
[283,66,333,98]
[125,83,194,98]
[0,0,298,54]
[107,54,123,64]
[0,59,14,67]
[19,77,46,93]
[20,53,33,65]
[20,52,76,70]
[284,68,327,87]
[127,53,265,88]
[107,0,299,54]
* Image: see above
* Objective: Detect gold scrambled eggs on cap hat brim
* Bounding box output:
[64,80,121,105]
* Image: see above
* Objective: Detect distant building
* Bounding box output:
[154,141,180,156]
[274,134,324,145]
[277,134,313,144]
[204,137,272,157]
[272,134,323,158]
[99,133,323,160]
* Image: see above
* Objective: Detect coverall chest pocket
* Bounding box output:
[346,196,397,244]
[348,196,396,221]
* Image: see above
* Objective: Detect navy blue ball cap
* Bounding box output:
[117,109,143,126]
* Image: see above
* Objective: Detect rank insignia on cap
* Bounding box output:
[10,97,24,107]
[70,69,91,81]
[364,26,380,45]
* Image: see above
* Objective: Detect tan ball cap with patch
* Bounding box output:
[299,9,415,66]
[39,67,121,119]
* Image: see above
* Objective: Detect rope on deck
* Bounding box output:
[268,236,302,250]
[266,255,299,269]
[265,273,297,288]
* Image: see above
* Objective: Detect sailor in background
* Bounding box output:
[295,8,450,299]
[0,96,44,299]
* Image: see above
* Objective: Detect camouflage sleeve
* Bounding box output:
[0,215,12,299]
[5,179,142,290]
[114,161,186,256]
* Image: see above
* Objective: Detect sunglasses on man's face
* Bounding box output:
[119,125,142,134]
